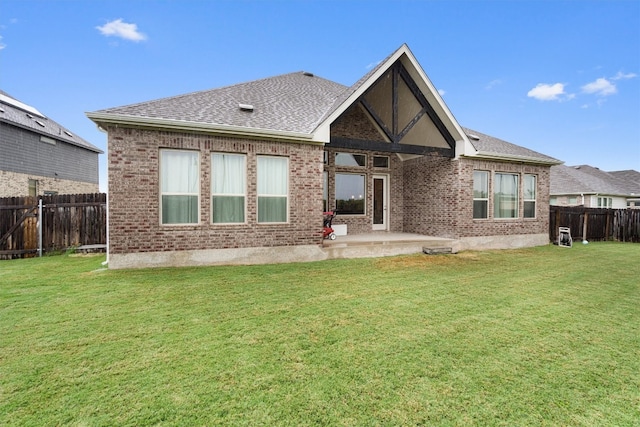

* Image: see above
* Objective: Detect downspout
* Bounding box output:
[96,124,109,267]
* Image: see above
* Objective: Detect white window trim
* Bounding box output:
[493,172,519,220]
[473,170,489,219]
[211,153,247,225]
[524,174,537,219]
[257,155,289,224]
[159,149,200,226]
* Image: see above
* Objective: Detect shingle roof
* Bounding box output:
[0,90,102,153]
[609,170,640,194]
[89,46,558,165]
[463,127,561,164]
[550,164,634,196]
[95,72,348,135]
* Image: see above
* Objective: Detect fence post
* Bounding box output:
[38,198,43,257]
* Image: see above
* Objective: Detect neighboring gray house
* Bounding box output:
[88,44,561,269]
[0,90,102,197]
[550,164,640,208]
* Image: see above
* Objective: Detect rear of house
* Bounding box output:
[0,91,102,197]
[88,44,560,269]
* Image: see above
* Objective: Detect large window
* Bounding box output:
[257,156,288,223]
[524,174,536,218]
[211,153,246,223]
[473,171,489,219]
[494,173,518,219]
[160,150,199,224]
[335,173,365,215]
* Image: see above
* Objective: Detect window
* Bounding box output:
[335,173,365,215]
[28,179,38,197]
[524,174,536,218]
[494,173,518,219]
[373,156,389,168]
[597,197,612,208]
[160,150,199,224]
[211,153,246,223]
[473,171,489,219]
[335,153,366,167]
[258,156,288,223]
[568,197,578,205]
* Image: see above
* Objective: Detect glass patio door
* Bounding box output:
[373,175,388,231]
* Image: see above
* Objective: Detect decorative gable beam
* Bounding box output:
[336,61,456,155]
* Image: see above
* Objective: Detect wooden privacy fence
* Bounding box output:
[550,206,640,243]
[0,193,106,260]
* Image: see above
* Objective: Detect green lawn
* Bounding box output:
[1,243,639,426]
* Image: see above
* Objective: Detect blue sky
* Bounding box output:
[1,0,638,192]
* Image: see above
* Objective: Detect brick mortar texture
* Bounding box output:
[403,156,550,238]
[106,126,324,254]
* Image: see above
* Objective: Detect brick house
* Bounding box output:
[87,44,561,269]
[1,90,102,197]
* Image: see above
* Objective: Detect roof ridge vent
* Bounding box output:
[302,71,314,77]
[238,103,254,112]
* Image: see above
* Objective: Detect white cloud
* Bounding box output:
[581,78,616,96]
[438,89,446,96]
[612,71,637,80]
[96,19,147,42]
[485,79,502,90]
[527,83,568,101]
[0,35,5,50]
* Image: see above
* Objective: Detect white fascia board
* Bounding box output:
[397,49,468,146]
[463,151,563,166]
[314,44,472,155]
[313,47,409,140]
[86,112,322,144]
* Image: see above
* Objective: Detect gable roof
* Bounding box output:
[87,44,558,165]
[0,90,102,153]
[550,164,636,196]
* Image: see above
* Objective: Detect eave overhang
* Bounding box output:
[86,112,324,145]
[463,151,563,166]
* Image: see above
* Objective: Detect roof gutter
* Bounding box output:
[86,112,324,144]
[465,151,563,166]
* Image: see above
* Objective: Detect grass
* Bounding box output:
[1,243,639,426]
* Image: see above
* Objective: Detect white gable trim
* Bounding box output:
[313,44,475,157]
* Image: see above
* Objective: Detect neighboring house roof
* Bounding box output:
[550,164,636,196]
[609,170,640,195]
[0,90,102,153]
[463,127,561,165]
[87,44,558,165]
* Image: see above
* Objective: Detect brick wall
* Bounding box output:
[403,156,551,238]
[323,147,403,234]
[106,126,324,255]
[0,170,99,197]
